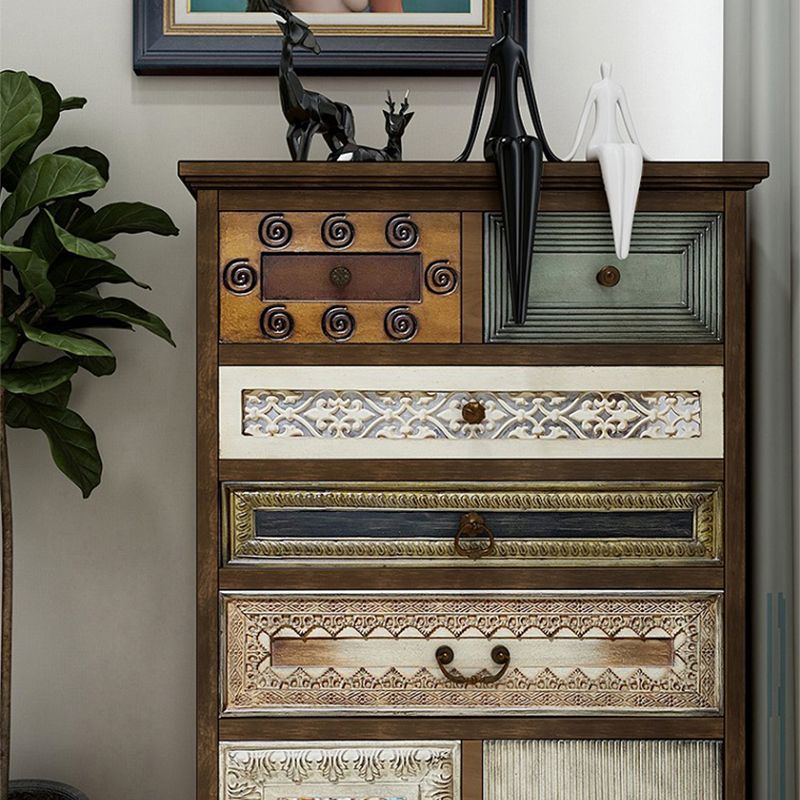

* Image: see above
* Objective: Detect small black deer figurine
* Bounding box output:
[328,91,415,162]
[267,1,355,160]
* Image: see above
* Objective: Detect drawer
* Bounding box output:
[219,365,724,460]
[219,211,461,343]
[484,212,723,343]
[220,740,460,800]
[484,740,721,800]
[224,481,723,566]
[222,591,722,716]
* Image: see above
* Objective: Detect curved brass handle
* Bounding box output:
[454,512,495,560]
[435,645,511,685]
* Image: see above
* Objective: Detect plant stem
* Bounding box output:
[0,390,10,800]
[1,275,12,799]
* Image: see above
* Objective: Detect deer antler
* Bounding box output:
[385,90,396,114]
[400,90,410,114]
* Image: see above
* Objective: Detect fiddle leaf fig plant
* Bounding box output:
[0,70,177,496]
[0,70,178,792]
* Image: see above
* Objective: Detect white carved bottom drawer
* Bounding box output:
[221,591,722,716]
[220,740,460,800]
[484,739,722,800]
[219,366,724,460]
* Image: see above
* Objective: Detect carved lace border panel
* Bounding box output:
[241,389,702,441]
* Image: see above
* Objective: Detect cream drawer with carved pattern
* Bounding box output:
[219,741,461,800]
[221,590,723,717]
[219,365,724,460]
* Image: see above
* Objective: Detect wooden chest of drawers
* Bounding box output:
[181,161,768,800]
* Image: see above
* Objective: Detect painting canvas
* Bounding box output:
[133,0,524,74]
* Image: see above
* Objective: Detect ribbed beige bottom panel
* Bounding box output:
[484,740,722,800]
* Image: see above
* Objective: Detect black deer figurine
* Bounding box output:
[267,1,355,160]
[328,91,415,162]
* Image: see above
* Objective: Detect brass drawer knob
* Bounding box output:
[329,265,352,288]
[461,399,486,424]
[596,265,621,287]
[454,512,496,560]
[435,644,511,685]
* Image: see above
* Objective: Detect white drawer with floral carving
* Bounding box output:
[221,590,722,717]
[218,366,724,460]
[219,740,460,800]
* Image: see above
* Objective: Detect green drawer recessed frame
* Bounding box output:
[223,481,723,566]
[484,212,723,343]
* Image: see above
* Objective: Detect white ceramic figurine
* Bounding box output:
[564,63,651,259]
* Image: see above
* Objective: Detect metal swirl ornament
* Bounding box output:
[424,260,459,295]
[384,306,419,341]
[222,259,257,294]
[321,305,356,341]
[258,214,292,249]
[321,213,355,249]
[385,214,419,249]
[259,305,294,340]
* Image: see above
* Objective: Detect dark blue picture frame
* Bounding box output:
[133,0,526,75]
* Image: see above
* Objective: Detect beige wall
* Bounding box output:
[0,0,722,796]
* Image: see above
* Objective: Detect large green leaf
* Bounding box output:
[67,335,116,377]
[2,76,62,191]
[54,147,109,182]
[50,294,174,345]
[23,210,62,263]
[1,154,106,234]
[5,385,102,497]
[20,320,114,357]
[72,202,179,242]
[0,71,43,168]
[49,256,150,293]
[0,242,55,306]
[1,357,77,394]
[44,210,115,260]
[1,317,18,364]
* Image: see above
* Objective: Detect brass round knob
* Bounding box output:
[461,400,486,424]
[329,265,352,288]
[596,265,621,287]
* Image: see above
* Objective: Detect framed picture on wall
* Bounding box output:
[133,0,524,74]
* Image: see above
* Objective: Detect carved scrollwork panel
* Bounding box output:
[219,741,460,800]
[222,591,722,716]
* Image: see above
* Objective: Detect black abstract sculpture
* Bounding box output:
[268,1,355,160]
[456,11,560,324]
[266,1,413,163]
[328,91,415,162]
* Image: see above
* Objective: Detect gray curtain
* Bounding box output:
[725,1,798,797]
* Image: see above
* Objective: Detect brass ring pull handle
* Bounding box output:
[435,645,511,685]
[596,265,621,287]
[454,512,496,560]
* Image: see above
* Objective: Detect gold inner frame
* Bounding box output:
[223,481,724,566]
[167,0,493,36]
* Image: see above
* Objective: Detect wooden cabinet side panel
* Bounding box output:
[724,190,747,800]
[197,190,220,800]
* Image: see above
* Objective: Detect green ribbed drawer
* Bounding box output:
[484,212,723,343]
